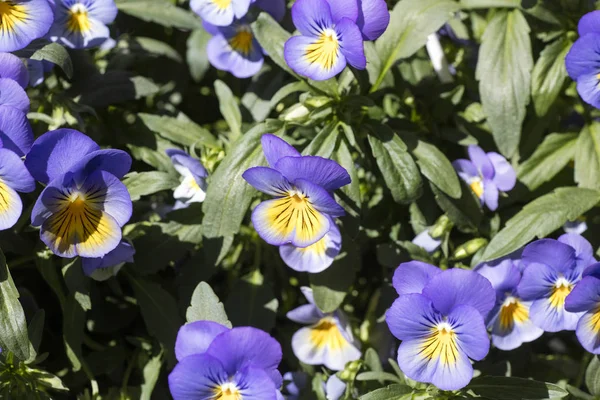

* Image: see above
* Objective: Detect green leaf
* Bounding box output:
[138,113,219,149]
[359,384,413,400]
[334,137,362,209]
[460,0,520,7]
[367,125,422,204]
[481,187,600,261]
[303,122,340,158]
[518,132,578,190]
[123,171,180,201]
[26,367,69,392]
[30,43,73,79]
[202,120,283,241]
[115,0,202,30]
[372,0,459,91]
[431,181,482,232]
[575,123,600,190]
[215,80,243,139]
[531,37,571,116]
[186,282,232,327]
[131,37,182,62]
[225,275,278,331]
[140,352,162,400]
[187,29,212,82]
[27,309,45,354]
[310,245,358,313]
[0,249,32,362]
[586,356,600,396]
[467,376,568,399]
[476,9,533,157]
[356,372,402,383]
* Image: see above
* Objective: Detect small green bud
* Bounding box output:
[304,96,332,109]
[430,215,452,238]
[452,238,488,260]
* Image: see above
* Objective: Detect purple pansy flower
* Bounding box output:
[0,148,35,230]
[517,234,596,332]
[0,0,53,52]
[169,321,282,400]
[166,149,208,205]
[452,145,516,211]
[288,287,361,371]
[190,0,251,27]
[284,0,367,81]
[48,0,118,49]
[565,11,600,109]
[81,240,135,281]
[387,265,495,391]
[476,260,543,351]
[26,129,132,258]
[242,134,350,248]
[0,53,29,88]
[565,263,600,354]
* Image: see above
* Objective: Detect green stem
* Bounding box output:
[121,348,140,394]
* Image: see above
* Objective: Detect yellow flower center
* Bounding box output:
[499,296,529,330]
[229,28,254,55]
[305,29,340,70]
[470,178,484,198]
[549,277,573,309]
[213,382,242,400]
[0,1,27,35]
[212,0,232,10]
[420,322,458,365]
[309,317,348,350]
[67,4,91,33]
[588,307,600,333]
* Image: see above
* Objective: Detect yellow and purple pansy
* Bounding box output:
[0,148,35,230]
[565,263,600,354]
[387,264,495,390]
[26,129,132,258]
[517,234,596,332]
[169,320,283,400]
[476,259,543,351]
[48,0,118,49]
[242,134,350,248]
[288,287,361,371]
[0,0,53,52]
[166,149,208,206]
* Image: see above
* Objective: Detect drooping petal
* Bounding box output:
[166,149,208,180]
[261,134,301,168]
[391,260,441,296]
[25,129,100,184]
[279,219,341,273]
[325,375,346,400]
[575,308,600,354]
[452,159,478,182]
[0,78,29,112]
[422,269,496,317]
[487,152,516,192]
[386,293,439,340]
[287,304,323,324]
[274,156,351,192]
[175,321,230,361]
[521,238,576,273]
[565,34,600,80]
[578,11,600,37]
[81,240,135,278]
[294,178,345,217]
[291,0,334,37]
[565,276,600,313]
[483,179,499,211]
[0,53,29,88]
[335,18,366,69]
[448,305,489,361]
[468,145,494,179]
[168,353,228,400]
[324,0,358,23]
[411,229,442,254]
[356,0,389,40]
[575,72,600,109]
[0,148,34,193]
[558,233,595,272]
[0,181,22,230]
[242,167,293,196]
[0,0,53,52]
[0,106,32,157]
[476,259,521,296]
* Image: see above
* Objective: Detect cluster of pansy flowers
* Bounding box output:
[386,233,600,391]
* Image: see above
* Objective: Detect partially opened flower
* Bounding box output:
[566,11,600,108]
[476,260,543,351]
[565,263,600,354]
[26,129,132,258]
[242,134,350,248]
[564,219,588,235]
[0,53,29,88]
[205,20,264,79]
[517,234,595,332]
[279,217,341,273]
[0,148,35,229]
[453,145,516,211]
[411,229,442,254]
[284,0,366,81]
[166,149,208,205]
[386,268,495,391]
[0,0,53,52]
[288,287,361,371]
[82,240,135,281]
[169,320,283,400]
[190,0,251,26]
[48,0,118,49]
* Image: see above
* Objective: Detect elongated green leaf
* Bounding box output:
[215,80,242,139]
[138,113,218,148]
[310,245,358,313]
[187,29,212,82]
[431,181,482,233]
[30,43,73,78]
[372,0,459,91]
[586,356,600,396]
[468,376,568,399]
[476,9,533,157]
[186,282,232,327]
[124,171,180,201]
[575,123,600,189]
[481,187,600,261]
[518,132,577,190]
[115,0,202,30]
[532,37,571,116]
[303,122,340,158]
[359,384,413,400]
[131,37,182,62]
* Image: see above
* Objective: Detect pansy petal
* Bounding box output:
[191,0,235,26]
[487,152,516,192]
[49,13,111,49]
[0,106,33,157]
[489,300,543,351]
[558,233,595,271]
[166,149,208,179]
[280,220,341,273]
[449,305,489,361]
[565,34,600,80]
[85,0,119,24]
[452,159,478,182]
[576,309,600,354]
[336,18,366,69]
[242,167,292,196]
[0,182,22,230]
[287,304,322,324]
[529,296,583,332]
[325,0,358,23]
[81,240,135,277]
[325,375,346,400]
[0,53,29,88]
[356,0,389,40]
[517,262,557,300]
[392,260,441,296]
[468,145,494,179]
[175,321,229,361]
[68,149,132,183]
[254,0,286,21]
[0,0,53,52]
[168,353,228,400]
[233,366,278,400]
[25,129,100,184]
[275,156,351,192]
[261,134,301,168]
[522,238,576,273]
[565,276,600,313]
[575,72,600,109]
[578,11,600,36]
[79,170,132,227]
[284,35,347,81]
[483,179,499,211]
[232,0,252,18]
[422,269,496,317]
[386,293,438,340]
[584,262,600,279]
[291,0,333,37]
[295,178,345,217]
[0,78,29,113]
[0,148,35,193]
[476,259,521,294]
[206,31,264,79]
